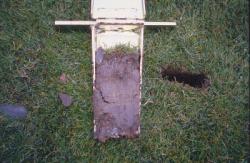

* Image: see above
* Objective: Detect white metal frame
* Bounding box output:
[55,0,176,137]
[55,20,176,26]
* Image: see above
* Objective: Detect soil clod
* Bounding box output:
[0,104,27,119]
[59,93,73,107]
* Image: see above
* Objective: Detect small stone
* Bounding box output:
[59,93,72,107]
[59,73,68,84]
[0,104,27,119]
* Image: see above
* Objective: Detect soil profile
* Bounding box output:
[93,49,140,142]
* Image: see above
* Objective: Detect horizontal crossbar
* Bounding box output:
[55,20,176,26]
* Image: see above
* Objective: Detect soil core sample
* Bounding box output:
[93,49,140,142]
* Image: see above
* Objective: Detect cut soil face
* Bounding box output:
[93,50,140,142]
[161,66,210,89]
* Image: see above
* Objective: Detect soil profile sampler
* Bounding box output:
[55,0,176,142]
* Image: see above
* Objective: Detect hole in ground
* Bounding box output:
[161,66,211,89]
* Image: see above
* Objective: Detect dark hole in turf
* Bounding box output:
[161,66,211,89]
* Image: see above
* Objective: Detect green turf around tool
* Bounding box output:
[0,0,249,162]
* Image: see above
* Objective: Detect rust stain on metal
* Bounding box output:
[93,51,140,142]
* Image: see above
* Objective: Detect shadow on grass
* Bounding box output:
[54,26,91,33]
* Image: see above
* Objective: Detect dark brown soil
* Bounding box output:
[93,50,140,142]
[161,66,210,89]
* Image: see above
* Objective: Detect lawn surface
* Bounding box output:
[0,0,249,162]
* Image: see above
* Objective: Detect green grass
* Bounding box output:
[0,0,249,162]
[104,44,138,55]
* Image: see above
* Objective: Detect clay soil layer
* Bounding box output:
[93,52,140,142]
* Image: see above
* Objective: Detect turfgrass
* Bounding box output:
[0,0,249,162]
